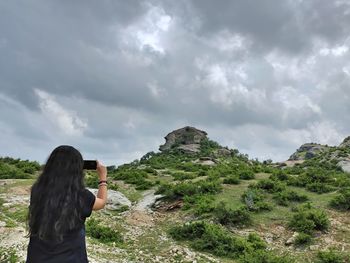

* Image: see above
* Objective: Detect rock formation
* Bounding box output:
[87,188,132,210]
[159,126,208,153]
[339,136,350,148]
[288,143,329,161]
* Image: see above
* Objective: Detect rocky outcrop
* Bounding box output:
[337,160,350,173]
[339,136,350,148]
[288,143,329,161]
[159,126,208,153]
[87,188,132,210]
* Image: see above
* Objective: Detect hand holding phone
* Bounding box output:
[83,160,97,170]
[96,160,107,180]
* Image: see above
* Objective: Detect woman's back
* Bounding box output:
[26,188,96,263]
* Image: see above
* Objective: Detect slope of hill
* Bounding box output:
[1,127,350,262]
[287,137,350,173]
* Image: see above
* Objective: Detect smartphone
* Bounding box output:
[83,160,97,170]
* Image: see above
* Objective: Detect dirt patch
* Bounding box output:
[125,210,155,226]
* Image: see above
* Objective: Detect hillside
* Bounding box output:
[1,126,350,262]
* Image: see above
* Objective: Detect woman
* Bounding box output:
[25,145,108,263]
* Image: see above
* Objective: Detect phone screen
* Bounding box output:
[83,160,97,170]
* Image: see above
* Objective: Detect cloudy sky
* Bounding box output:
[1,0,350,165]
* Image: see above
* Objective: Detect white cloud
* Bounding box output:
[34,89,87,136]
[319,45,349,57]
[209,30,250,52]
[122,6,172,54]
[147,81,166,98]
[273,86,321,113]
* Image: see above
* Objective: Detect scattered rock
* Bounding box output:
[309,245,320,251]
[285,232,298,246]
[86,188,132,210]
[337,159,350,173]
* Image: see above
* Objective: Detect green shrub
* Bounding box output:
[288,203,329,234]
[169,221,252,258]
[316,249,344,263]
[156,179,222,201]
[329,188,350,211]
[143,167,157,174]
[172,172,196,181]
[294,232,312,245]
[86,218,123,244]
[223,175,240,185]
[270,170,290,181]
[85,174,99,188]
[239,170,255,180]
[112,168,154,190]
[198,170,207,176]
[214,201,251,227]
[242,189,273,212]
[183,195,215,215]
[306,182,335,194]
[169,221,292,262]
[254,179,286,193]
[273,190,308,206]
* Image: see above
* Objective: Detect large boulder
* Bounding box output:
[288,143,329,161]
[86,188,132,210]
[339,136,350,148]
[159,126,208,153]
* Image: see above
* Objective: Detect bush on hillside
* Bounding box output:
[171,171,196,181]
[294,232,312,245]
[156,179,222,201]
[316,249,345,263]
[183,194,215,215]
[0,162,31,179]
[223,175,240,185]
[288,203,329,234]
[239,170,255,180]
[214,201,251,227]
[273,190,308,206]
[86,218,123,244]
[169,221,293,262]
[306,182,335,194]
[241,189,273,212]
[270,170,290,181]
[111,168,154,190]
[253,179,286,193]
[329,188,350,211]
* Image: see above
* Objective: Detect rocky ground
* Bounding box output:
[0,179,219,263]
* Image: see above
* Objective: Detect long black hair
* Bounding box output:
[25,145,86,243]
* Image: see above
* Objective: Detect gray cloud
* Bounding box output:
[0,0,349,164]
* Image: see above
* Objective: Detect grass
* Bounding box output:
[0,246,19,263]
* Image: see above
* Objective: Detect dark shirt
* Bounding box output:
[26,189,96,263]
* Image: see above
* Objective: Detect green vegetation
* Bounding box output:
[223,175,240,184]
[213,201,251,227]
[169,221,293,262]
[294,232,312,246]
[0,156,40,179]
[272,190,308,206]
[329,188,350,211]
[241,188,273,212]
[109,165,154,190]
[2,134,350,262]
[0,246,19,263]
[288,203,329,235]
[316,248,348,263]
[86,218,123,244]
